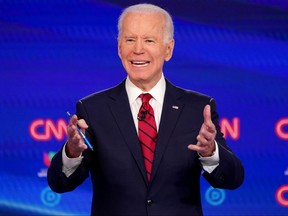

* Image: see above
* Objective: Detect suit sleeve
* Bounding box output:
[47,146,90,193]
[47,100,92,193]
[202,98,244,189]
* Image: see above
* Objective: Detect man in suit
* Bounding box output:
[48,3,244,216]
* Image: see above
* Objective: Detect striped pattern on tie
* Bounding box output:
[138,93,157,182]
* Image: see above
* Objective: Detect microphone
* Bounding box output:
[137,111,147,121]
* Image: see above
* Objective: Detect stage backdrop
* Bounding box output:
[0,0,288,215]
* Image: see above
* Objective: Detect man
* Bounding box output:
[48,3,244,216]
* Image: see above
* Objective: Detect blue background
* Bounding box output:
[0,0,288,215]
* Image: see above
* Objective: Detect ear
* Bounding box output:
[118,42,122,59]
[164,39,175,62]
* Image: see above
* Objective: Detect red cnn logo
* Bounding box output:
[275,118,288,140]
[220,117,240,140]
[29,118,68,141]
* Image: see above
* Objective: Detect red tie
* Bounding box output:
[138,93,157,182]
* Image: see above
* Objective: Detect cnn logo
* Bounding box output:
[29,118,68,141]
[29,117,241,142]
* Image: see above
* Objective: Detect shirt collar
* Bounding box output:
[125,74,166,104]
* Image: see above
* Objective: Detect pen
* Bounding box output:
[66,111,94,151]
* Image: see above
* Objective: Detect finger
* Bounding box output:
[199,124,215,142]
[188,143,215,157]
[187,143,209,154]
[197,134,211,146]
[70,133,83,144]
[187,143,201,152]
[67,125,77,138]
[203,105,212,125]
[67,115,79,135]
[72,114,79,123]
[66,135,87,158]
[67,124,83,143]
[203,105,216,133]
[78,119,89,129]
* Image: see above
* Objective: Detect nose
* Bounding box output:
[133,40,144,54]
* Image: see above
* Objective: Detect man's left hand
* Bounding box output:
[188,105,216,157]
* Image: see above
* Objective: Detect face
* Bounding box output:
[118,12,174,91]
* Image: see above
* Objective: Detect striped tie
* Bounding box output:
[138,93,157,182]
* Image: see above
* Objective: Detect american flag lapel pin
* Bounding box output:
[172,105,179,110]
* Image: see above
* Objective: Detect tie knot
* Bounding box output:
[139,93,152,103]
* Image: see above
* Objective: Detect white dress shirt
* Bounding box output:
[62,74,219,177]
[125,74,165,132]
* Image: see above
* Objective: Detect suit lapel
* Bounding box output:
[150,80,185,183]
[107,80,185,185]
[108,81,148,184]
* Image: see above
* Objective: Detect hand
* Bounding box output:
[188,105,216,157]
[66,114,89,158]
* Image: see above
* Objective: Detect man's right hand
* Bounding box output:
[66,114,89,158]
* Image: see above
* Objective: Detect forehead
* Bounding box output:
[121,12,165,36]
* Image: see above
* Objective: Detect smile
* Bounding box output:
[130,61,150,67]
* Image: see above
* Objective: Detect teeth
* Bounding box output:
[131,61,149,66]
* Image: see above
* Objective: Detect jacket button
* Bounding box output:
[147,199,153,206]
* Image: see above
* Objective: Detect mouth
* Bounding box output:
[130,61,150,67]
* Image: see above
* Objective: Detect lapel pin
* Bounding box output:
[172,105,179,110]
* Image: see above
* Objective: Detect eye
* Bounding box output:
[145,39,155,43]
[126,38,135,43]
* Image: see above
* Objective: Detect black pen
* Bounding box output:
[67,111,94,151]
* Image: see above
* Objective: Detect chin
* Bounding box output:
[129,71,149,79]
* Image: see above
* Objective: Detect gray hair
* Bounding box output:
[117,3,174,43]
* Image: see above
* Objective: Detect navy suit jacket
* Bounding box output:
[48,79,244,216]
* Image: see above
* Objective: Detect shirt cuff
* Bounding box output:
[62,142,83,177]
[199,141,220,174]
